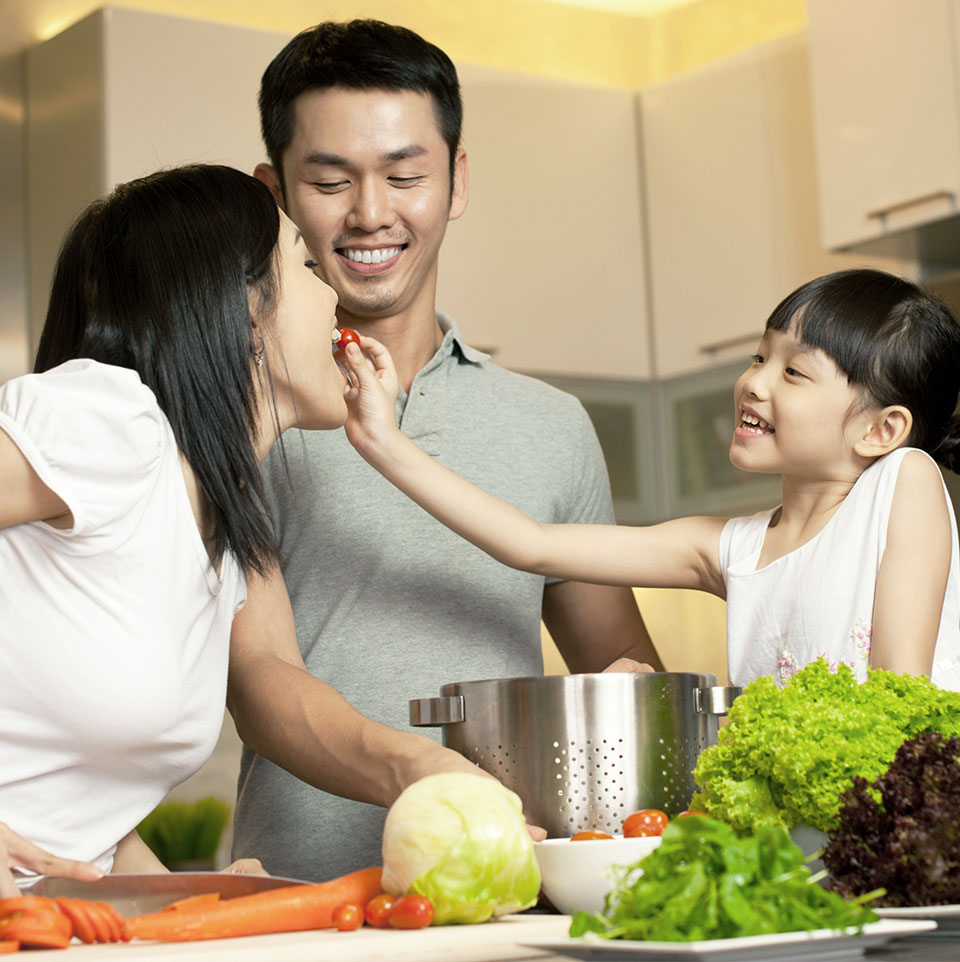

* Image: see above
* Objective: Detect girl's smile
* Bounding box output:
[730,322,868,481]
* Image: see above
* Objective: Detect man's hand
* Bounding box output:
[219,858,269,876]
[601,657,659,673]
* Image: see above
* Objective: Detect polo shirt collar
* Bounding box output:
[436,313,490,365]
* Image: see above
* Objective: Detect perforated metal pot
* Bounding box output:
[410,672,739,838]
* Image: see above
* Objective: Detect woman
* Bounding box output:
[0,164,347,894]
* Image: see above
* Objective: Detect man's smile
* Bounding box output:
[339,246,404,265]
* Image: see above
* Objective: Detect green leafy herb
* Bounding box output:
[569,816,879,942]
[137,797,230,867]
[691,660,960,833]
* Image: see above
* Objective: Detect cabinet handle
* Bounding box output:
[867,189,955,220]
[699,332,760,357]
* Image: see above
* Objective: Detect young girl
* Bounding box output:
[342,268,960,692]
[0,164,347,894]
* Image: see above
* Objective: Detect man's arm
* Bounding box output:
[226,565,484,810]
[542,581,664,674]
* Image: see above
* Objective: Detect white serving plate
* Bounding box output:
[875,904,960,938]
[519,918,936,961]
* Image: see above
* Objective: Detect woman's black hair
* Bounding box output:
[259,19,463,195]
[34,164,281,576]
[765,268,960,473]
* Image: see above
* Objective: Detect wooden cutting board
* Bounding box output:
[51,912,573,961]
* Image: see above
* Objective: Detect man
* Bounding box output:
[228,19,662,881]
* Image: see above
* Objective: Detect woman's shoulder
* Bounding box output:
[0,360,168,506]
[2,359,163,430]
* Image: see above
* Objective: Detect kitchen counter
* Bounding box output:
[20,913,958,961]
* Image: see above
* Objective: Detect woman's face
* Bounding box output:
[263,210,348,432]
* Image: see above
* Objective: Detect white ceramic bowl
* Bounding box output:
[533,834,662,916]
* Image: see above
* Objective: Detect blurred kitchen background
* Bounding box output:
[4,0,960,862]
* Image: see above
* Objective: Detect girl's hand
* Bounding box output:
[340,336,401,459]
[0,820,103,898]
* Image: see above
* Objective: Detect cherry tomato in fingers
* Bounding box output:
[623,809,669,837]
[336,328,361,352]
[388,894,434,930]
[333,902,363,932]
[570,830,614,841]
[364,893,396,929]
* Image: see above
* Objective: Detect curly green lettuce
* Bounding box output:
[691,660,960,833]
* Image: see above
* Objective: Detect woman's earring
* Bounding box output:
[253,337,265,368]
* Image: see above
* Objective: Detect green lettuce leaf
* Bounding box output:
[692,660,960,832]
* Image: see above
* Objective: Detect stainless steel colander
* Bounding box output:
[410,672,739,837]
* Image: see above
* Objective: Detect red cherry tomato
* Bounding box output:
[623,809,669,837]
[336,328,361,351]
[332,901,363,932]
[388,894,434,930]
[678,809,708,818]
[364,893,396,929]
[570,830,614,841]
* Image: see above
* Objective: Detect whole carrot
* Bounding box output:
[124,866,382,942]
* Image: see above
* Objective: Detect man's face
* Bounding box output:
[276,87,467,326]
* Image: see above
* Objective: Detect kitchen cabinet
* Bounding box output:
[807,0,960,257]
[25,8,289,348]
[641,32,889,379]
[25,9,650,380]
[438,66,651,378]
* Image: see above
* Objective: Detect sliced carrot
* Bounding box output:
[0,897,56,916]
[54,898,96,943]
[0,940,19,953]
[96,901,127,942]
[0,915,71,950]
[124,866,383,942]
[163,892,222,912]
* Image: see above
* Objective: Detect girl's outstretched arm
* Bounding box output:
[341,337,726,595]
[872,450,952,677]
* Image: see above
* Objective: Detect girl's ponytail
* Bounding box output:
[931,411,960,476]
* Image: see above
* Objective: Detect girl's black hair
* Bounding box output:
[34,164,281,576]
[766,269,960,473]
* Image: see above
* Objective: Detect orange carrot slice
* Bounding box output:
[163,893,222,912]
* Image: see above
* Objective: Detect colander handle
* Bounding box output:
[409,695,465,726]
[696,686,742,715]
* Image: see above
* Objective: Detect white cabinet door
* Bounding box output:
[807,0,960,249]
[26,8,289,349]
[642,33,864,379]
[438,66,651,378]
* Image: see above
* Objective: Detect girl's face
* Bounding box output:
[730,320,874,480]
[263,210,348,431]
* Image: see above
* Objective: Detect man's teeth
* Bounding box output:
[741,413,773,433]
[344,247,401,264]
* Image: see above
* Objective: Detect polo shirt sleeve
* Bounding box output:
[558,398,616,526]
[0,361,165,543]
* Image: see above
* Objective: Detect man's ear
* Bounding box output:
[448,147,468,223]
[254,163,286,209]
[854,405,913,457]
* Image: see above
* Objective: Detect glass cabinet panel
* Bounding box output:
[533,375,660,525]
[658,360,780,519]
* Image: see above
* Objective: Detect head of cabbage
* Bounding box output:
[381,772,541,924]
